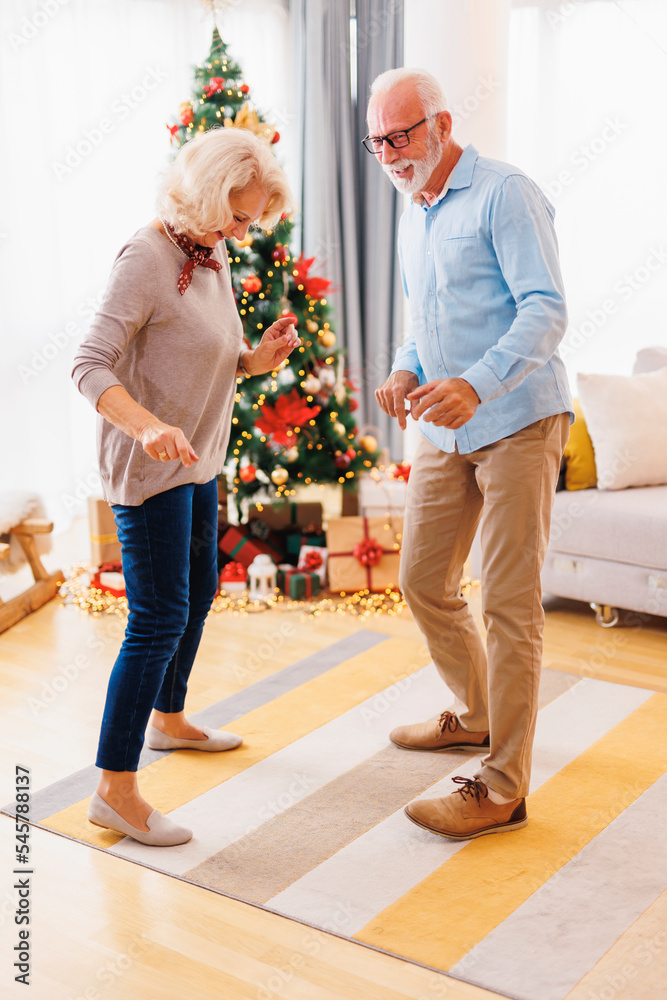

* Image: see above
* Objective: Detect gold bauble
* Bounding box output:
[306,319,319,334]
[271,466,289,485]
[284,447,299,463]
[303,374,322,394]
[333,421,346,437]
[235,234,254,248]
[319,330,336,348]
[359,435,378,452]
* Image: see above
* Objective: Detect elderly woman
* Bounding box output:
[72,127,298,846]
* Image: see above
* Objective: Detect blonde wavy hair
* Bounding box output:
[156,126,294,237]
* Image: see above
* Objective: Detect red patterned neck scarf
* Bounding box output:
[161,219,223,295]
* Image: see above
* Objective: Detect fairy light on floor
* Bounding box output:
[60,565,128,618]
[60,568,478,619]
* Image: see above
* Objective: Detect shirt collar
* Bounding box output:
[412,144,479,207]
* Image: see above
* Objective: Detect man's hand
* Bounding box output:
[407,377,480,429]
[375,370,419,430]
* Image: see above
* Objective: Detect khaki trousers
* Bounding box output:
[399,414,570,799]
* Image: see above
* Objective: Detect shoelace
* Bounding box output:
[437,711,459,735]
[452,776,488,804]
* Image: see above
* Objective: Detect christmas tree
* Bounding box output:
[167,28,380,514]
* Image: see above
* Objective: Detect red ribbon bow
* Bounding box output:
[203,77,226,97]
[303,550,323,571]
[161,219,223,294]
[353,536,384,567]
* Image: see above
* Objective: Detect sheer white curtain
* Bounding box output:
[0,0,292,531]
[507,0,667,382]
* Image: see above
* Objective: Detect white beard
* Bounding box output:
[382,128,443,195]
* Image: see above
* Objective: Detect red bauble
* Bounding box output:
[281,312,298,325]
[348,398,359,411]
[239,464,257,483]
[345,447,356,460]
[335,453,351,470]
[272,131,280,144]
[240,84,250,94]
[272,245,288,263]
[242,275,262,294]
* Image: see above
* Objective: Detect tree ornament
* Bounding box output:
[179,101,194,126]
[255,388,320,446]
[280,311,298,324]
[203,76,225,97]
[335,452,351,470]
[272,131,280,144]
[272,245,288,263]
[317,366,336,389]
[303,374,321,394]
[271,466,289,486]
[306,319,319,334]
[348,397,359,411]
[240,83,250,94]
[235,234,253,248]
[239,463,257,483]
[242,275,262,294]
[319,330,336,349]
[333,421,346,437]
[284,446,299,463]
[359,435,378,452]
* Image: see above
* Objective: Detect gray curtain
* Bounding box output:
[291,0,405,458]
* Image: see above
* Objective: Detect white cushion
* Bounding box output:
[577,368,667,490]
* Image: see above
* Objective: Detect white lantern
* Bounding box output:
[247,553,277,601]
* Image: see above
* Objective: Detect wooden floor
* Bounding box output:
[1,519,665,999]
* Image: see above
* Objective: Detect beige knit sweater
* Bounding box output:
[72,226,243,506]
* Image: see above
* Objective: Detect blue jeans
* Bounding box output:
[96,479,219,772]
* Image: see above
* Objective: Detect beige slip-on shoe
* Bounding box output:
[390,711,489,752]
[87,792,193,846]
[405,776,527,840]
[145,724,243,752]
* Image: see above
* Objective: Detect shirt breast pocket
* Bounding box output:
[438,232,481,278]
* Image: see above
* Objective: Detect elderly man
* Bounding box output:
[368,68,572,840]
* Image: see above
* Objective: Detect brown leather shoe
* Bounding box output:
[404,776,527,840]
[390,711,489,752]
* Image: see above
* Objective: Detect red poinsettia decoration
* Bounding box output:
[203,77,226,97]
[292,254,333,299]
[390,463,411,482]
[255,389,321,446]
[353,537,384,567]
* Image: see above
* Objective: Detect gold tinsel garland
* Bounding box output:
[59,567,478,620]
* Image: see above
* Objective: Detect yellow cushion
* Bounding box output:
[564,398,597,491]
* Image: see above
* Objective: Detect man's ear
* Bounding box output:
[436,110,453,140]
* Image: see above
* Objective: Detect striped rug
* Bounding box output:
[8,629,667,1000]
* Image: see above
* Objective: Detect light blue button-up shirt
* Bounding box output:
[391,144,573,453]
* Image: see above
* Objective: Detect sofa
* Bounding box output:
[541,346,667,625]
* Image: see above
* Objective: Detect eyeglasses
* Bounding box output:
[361,115,438,155]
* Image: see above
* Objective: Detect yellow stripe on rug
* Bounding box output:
[355,692,667,971]
[42,635,428,848]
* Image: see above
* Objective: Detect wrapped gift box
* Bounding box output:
[326,515,403,593]
[248,500,322,532]
[277,564,321,600]
[219,560,247,593]
[90,561,125,598]
[284,529,326,565]
[219,524,282,568]
[298,544,328,584]
[88,497,121,565]
[358,472,408,518]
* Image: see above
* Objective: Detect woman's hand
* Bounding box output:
[245,315,300,376]
[140,421,199,468]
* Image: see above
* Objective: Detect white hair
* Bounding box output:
[156,126,294,237]
[369,68,447,118]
